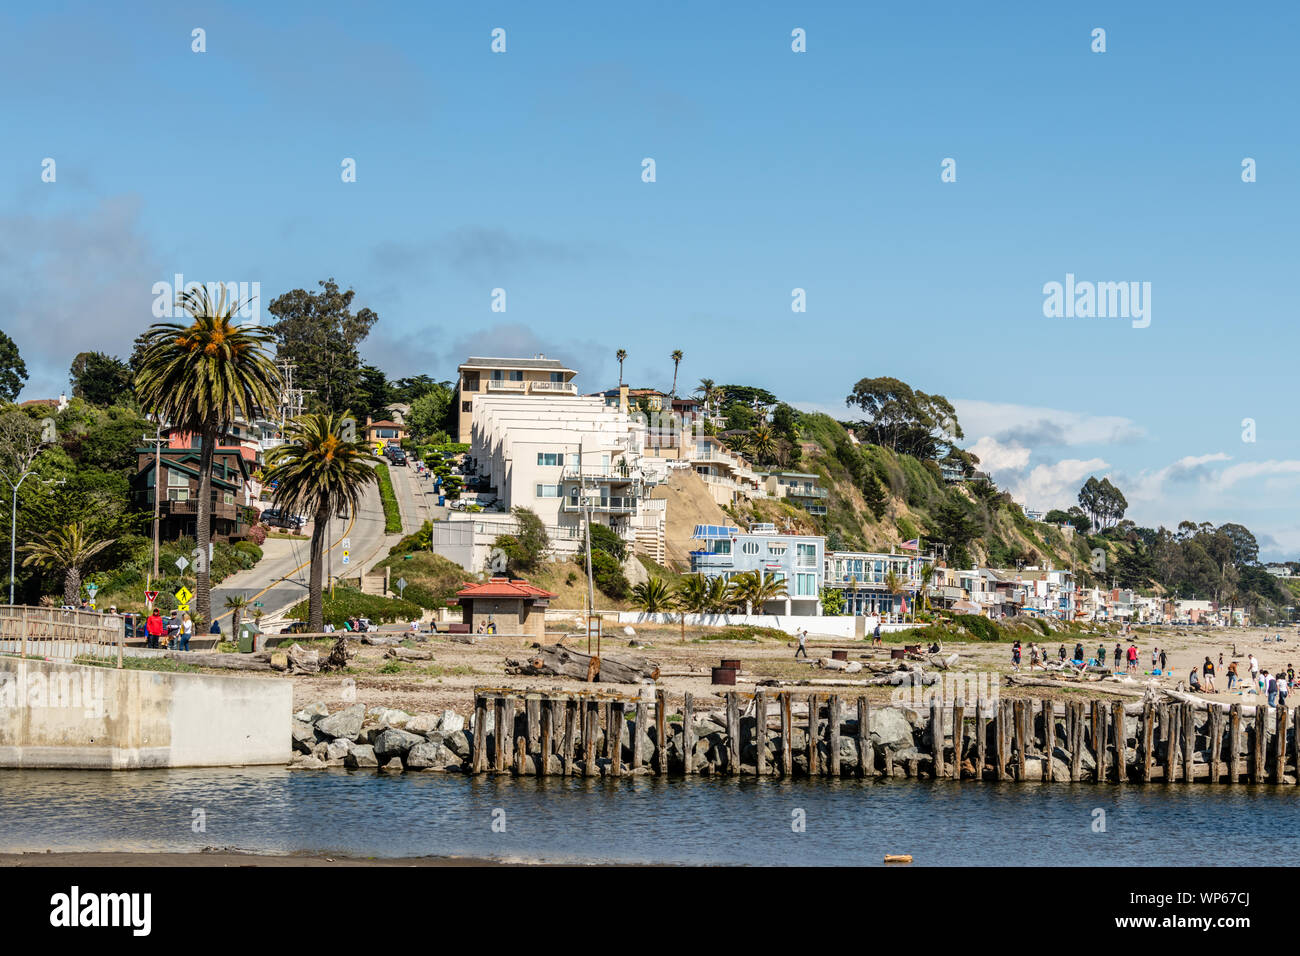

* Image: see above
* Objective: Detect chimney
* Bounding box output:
[619,383,629,415]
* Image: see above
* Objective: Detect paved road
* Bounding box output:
[209,472,392,626]
[388,461,450,531]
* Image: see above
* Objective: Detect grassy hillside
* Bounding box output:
[728,412,1094,574]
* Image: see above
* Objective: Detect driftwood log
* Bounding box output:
[384,646,437,661]
[505,643,660,683]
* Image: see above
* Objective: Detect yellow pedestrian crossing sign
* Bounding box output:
[175,586,193,605]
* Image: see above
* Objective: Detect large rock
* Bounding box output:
[443,730,471,759]
[315,703,366,741]
[345,744,379,768]
[373,728,425,761]
[405,713,442,735]
[439,710,465,734]
[406,741,463,770]
[380,756,405,773]
[325,739,352,761]
[369,707,413,728]
[870,707,916,751]
[290,753,327,770]
[291,720,317,754]
[294,702,329,723]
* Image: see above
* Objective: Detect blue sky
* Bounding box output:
[3,2,1298,556]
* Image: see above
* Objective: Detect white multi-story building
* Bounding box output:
[689,522,824,615]
[434,393,665,571]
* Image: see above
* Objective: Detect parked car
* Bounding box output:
[390,449,407,466]
[261,508,305,530]
[280,620,310,635]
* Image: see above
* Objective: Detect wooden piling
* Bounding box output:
[540,700,553,777]
[563,698,577,775]
[1092,700,1105,784]
[1012,699,1025,781]
[1162,703,1177,784]
[1069,701,1083,782]
[993,699,1006,781]
[1229,704,1241,784]
[1042,699,1054,781]
[583,698,598,777]
[655,689,667,774]
[1275,704,1288,783]
[683,692,695,775]
[856,696,870,778]
[603,702,615,761]
[829,695,842,777]
[1182,703,1194,783]
[526,697,540,747]
[1207,705,1222,784]
[610,702,624,777]
[780,693,792,776]
[514,735,527,776]
[1252,706,1266,784]
[975,699,988,782]
[755,690,768,776]
[1294,706,1300,785]
[952,700,965,780]
[493,696,507,772]
[632,701,647,770]
[1111,698,1126,784]
[472,694,487,774]
[1141,701,1154,783]
[807,694,819,777]
[726,692,741,775]
[931,697,945,779]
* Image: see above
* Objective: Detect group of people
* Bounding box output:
[143,607,194,650]
[1228,654,1296,706]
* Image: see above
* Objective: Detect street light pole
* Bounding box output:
[8,470,36,605]
[143,425,166,580]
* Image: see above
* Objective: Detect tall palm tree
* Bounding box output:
[918,562,936,613]
[669,349,683,397]
[616,349,627,387]
[134,284,280,621]
[20,522,114,607]
[694,378,716,416]
[884,568,905,619]
[224,593,250,636]
[262,410,379,632]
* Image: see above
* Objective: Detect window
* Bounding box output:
[550,372,564,383]
[795,573,817,597]
[491,369,523,381]
[461,401,472,412]
[796,543,817,568]
[535,484,562,498]
[767,542,787,556]
[741,541,759,555]
[566,453,580,468]
[537,452,564,466]
[708,540,731,555]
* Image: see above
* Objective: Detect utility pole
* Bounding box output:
[143,424,167,579]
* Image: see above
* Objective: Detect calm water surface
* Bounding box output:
[0,769,1291,865]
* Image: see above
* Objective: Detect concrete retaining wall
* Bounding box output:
[597,611,927,638]
[0,656,292,769]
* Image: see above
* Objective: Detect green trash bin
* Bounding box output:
[238,623,259,653]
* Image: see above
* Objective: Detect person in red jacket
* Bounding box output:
[145,608,165,649]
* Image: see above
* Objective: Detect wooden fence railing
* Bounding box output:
[0,605,123,666]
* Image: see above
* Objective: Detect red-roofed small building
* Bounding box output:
[448,577,557,639]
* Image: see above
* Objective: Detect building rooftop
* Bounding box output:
[460,355,575,373]
[451,577,558,601]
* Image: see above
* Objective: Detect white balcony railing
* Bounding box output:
[486,379,526,392]
[530,381,577,394]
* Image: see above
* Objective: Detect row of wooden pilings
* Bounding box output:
[471,687,1300,783]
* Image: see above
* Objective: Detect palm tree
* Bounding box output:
[134,284,280,622]
[616,349,627,387]
[727,570,789,615]
[20,522,114,607]
[918,563,936,613]
[747,423,778,464]
[669,349,683,397]
[262,410,379,632]
[884,568,905,620]
[224,593,250,636]
[631,576,672,613]
[694,378,716,416]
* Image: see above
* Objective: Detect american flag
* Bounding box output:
[901,538,919,551]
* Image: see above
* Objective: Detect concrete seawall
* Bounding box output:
[0,656,292,769]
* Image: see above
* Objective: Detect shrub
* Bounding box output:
[286,587,422,627]
[374,463,403,534]
[590,550,628,599]
[953,614,1003,642]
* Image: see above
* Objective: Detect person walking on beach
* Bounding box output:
[1227,660,1238,690]
[1266,671,1278,707]
[1030,643,1041,670]
[1127,643,1139,674]
[1152,646,1159,671]
[1159,648,1167,673]
[1097,642,1106,666]
[1202,656,1216,693]
[795,629,808,659]
[1114,642,1123,669]
[1249,654,1260,692]
[873,622,882,646]
[1058,644,1067,661]
[1279,673,1290,708]
[1012,640,1022,671]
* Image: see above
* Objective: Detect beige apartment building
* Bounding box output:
[454,355,578,441]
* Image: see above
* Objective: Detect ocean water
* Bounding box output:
[0,768,1291,865]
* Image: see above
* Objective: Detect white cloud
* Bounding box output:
[968,435,1031,473]
[954,399,1144,448]
[1006,457,1111,511]
[1214,460,1300,492]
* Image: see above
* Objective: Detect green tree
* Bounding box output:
[355,364,394,421]
[20,521,114,606]
[1077,476,1128,530]
[135,284,280,621]
[493,506,550,574]
[726,570,788,614]
[262,410,379,631]
[266,278,378,414]
[820,587,846,615]
[407,383,455,442]
[224,593,250,635]
[845,376,964,460]
[631,576,673,612]
[616,349,627,387]
[0,331,27,402]
[69,351,133,406]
